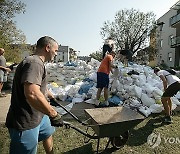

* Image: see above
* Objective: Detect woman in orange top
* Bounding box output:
[95,51,117,106]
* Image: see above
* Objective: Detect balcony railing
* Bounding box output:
[170,13,180,27]
[170,36,180,47]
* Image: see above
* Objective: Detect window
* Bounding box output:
[169,35,175,46]
[168,52,172,62]
[159,39,163,48]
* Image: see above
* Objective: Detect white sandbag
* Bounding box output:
[138,106,151,117]
[141,93,155,107]
[89,72,97,82]
[175,92,180,100]
[125,77,133,85]
[143,67,151,77]
[58,91,68,101]
[86,65,92,70]
[152,91,162,100]
[117,82,124,92]
[149,104,163,113]
[127,85,136,96]
[130,99,142,108]
[172,103,177,110]
[153,88,163,96]
[123,84,131,91]
[112,67,120,78]
[134,86,142,98]
[72,93,86,104]
[138,74,147,84]
[111,79,120,92]
[144,83,156,95]
[171,97,180,106]
[75,66,84,71]
[64,85,80,98]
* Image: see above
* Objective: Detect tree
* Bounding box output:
[100,8,156,54]
[89,50,102,62]
[148,26,158,61]
[0,0,26,62]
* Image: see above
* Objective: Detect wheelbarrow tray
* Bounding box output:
[85,106,145,138]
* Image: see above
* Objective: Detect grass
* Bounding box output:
[1,112,180,154]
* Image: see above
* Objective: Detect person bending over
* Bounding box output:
[154,67,180,124]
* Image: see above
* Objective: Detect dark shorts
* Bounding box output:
[8,115,55,154]
[96,72,109,88]
[162,81,180,97]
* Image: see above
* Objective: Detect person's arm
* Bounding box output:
[159,75,168,91]
[24,82,57,118]
[0,66,11,72]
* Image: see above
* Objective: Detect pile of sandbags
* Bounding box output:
[46,59,100,86]
[47,60,180,117]
[107,63,180,117]
[7,58,180,117]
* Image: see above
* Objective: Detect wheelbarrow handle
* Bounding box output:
[63,120,99,139]
[50,98,87,126]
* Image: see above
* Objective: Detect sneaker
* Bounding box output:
[94,100,100,106]
[163,116,172,124]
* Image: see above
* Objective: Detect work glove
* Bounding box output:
[50,113,64,127]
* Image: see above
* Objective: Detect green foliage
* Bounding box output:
[89,50,103,62]
[0,0,26,62]
[100,8,156,54]
[146,46,157,61]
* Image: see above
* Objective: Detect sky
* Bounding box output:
[14,0,179,56]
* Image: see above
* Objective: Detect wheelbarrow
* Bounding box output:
[50,99,145,153]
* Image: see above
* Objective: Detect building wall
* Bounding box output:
[175,10,180,67]
[55,46,69,63]
[156,9,177,67]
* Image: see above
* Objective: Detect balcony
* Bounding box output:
[170,36,180,48]
[170,13,180,28]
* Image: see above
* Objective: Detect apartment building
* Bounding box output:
[156,1,180,67]
[170,1,180,67]
[55,46,70,63]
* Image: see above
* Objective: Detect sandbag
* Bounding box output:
[149,104,163,113]
[111,79,120,92]
[141,93,155,107]
[138,106,151,117]
[134,86,142,98]
[171,97,180,106]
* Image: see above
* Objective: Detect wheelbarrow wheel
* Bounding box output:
[110,131,129,149]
